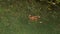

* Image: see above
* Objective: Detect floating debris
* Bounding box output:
[48,8,52,10]
[52,2,56,5]
[39,21,43,23]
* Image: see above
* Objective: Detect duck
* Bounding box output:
[28,15,40,21]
